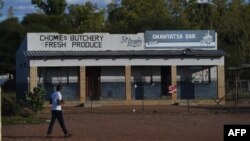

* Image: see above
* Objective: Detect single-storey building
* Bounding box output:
[16,30,227,106]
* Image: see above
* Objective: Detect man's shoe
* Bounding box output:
[46,134,52,138]
[65,132,72,138]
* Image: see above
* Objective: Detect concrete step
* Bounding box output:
[84,101,103,107]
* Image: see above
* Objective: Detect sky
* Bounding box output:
[0,0,112,21]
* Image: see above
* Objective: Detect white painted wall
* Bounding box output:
[30,57,224,67]
[177,66,217,82]
[38,67,78,84]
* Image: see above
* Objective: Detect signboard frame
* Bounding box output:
[145,30,217,50]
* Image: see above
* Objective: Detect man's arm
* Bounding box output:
[57,99,64,105]
[57,92,64,105]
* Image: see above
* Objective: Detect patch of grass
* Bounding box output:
[2,116,46,125]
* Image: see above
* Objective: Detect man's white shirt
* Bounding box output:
[51,91,62,111]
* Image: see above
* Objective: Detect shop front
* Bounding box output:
[16,30,227,106]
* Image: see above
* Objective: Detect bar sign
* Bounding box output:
[224,125,250,141]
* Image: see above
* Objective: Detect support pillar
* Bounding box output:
[125,66,132,102]
[29,67,37,92]
[217,65,226,104]
[171,66,177,103]
[79,66,86,102]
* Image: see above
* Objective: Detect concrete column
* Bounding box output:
[79,66,86,102]
[29,67,37,92]
[171,65,177,103]
[125,66,132,102]
[217,65,225,104]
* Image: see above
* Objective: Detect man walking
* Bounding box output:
[47,85,72,138]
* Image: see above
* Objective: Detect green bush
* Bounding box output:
[26,84,46,113]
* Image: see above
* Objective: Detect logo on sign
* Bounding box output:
[121,36,142,47]
[200,31,213,45]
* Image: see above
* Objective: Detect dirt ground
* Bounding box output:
[2,104,250,141]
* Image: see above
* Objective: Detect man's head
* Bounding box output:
[56,85,62,91]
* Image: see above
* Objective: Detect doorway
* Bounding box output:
[161,66,172,98]
[86,67,101,100]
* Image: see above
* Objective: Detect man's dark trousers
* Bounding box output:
[47,110,68,135]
